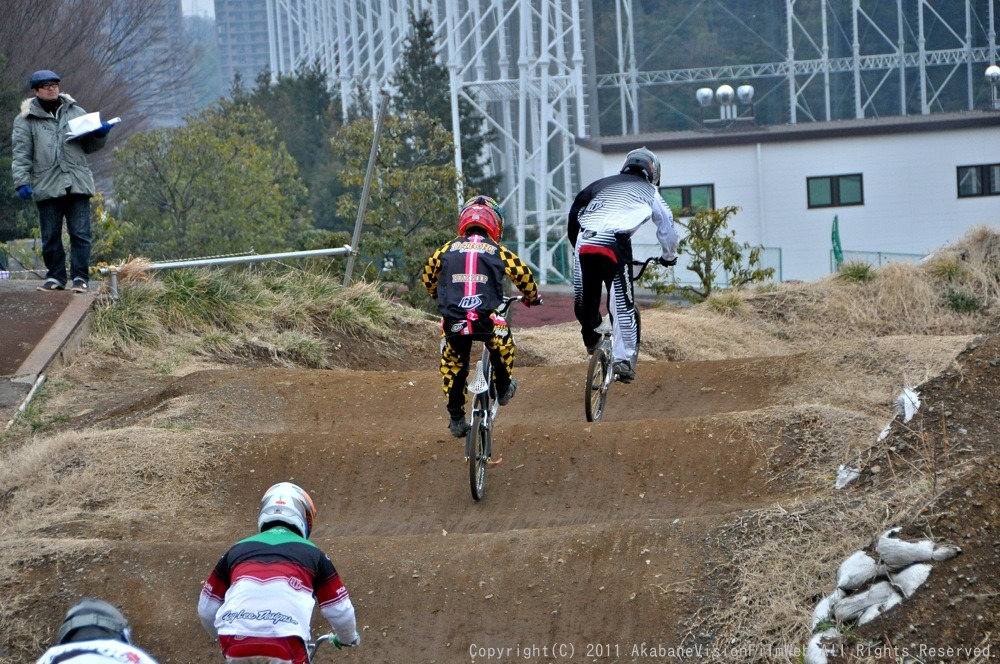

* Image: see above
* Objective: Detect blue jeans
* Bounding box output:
[37,194,91,285]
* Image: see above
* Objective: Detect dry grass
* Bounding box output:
[690,397,982,662]
[0,427,229,539]
[90,267,425,368]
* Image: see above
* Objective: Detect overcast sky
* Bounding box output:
[182,0,214,18]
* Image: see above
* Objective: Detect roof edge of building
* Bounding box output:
[577,110,1000,152]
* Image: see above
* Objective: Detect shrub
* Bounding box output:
[707,291,743,316]
[836,261,875,283]
[943,287,980,313]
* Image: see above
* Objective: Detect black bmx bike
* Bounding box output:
[465,295,523,501]
[584,257,658,422]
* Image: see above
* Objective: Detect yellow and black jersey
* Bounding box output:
[422,232,540,321]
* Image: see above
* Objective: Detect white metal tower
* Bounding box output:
[599,0,999,129]
[263,0,998,283]
[265,0,587,284]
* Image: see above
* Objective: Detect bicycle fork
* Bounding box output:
[464,349,495,460]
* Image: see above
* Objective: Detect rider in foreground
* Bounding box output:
[568,148,679,383]
[421,195,542,438]
[36,598,159,663]
[198,482,360,663]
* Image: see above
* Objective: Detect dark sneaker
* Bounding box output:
[586,345,596,356]
[613,361,635,384]
[498,379,518,406]
[70,279,88,293]
[449,418,470,438]
[37,279,64,292]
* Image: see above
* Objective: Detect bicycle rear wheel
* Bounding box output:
[585,346,612,422]
[468,398,489,500]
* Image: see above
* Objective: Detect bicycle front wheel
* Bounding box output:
[468,409,489,500]
[585,347,612,422]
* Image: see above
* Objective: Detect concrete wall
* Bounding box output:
[580,124,1000,282]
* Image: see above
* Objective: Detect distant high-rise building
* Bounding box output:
[214,0,271,88]
[137,0,189,128]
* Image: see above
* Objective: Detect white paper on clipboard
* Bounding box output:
[66,113,121,139]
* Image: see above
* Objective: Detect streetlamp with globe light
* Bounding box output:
[986,65,1000,110]
[697,84,755,129]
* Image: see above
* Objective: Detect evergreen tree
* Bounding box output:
[246,64,348,231]
[393,10,500,197]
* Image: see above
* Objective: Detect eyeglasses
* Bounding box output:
[36,82,59,90]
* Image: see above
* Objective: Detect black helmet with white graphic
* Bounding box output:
[57,598,132,644]
[620,147,661,186]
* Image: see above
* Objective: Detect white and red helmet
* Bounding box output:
[258,482,316,539]
[458,195,504,243]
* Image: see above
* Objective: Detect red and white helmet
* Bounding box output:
[258,482,316,539]
[458,195,504,243]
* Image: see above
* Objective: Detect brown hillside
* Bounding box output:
[1,228,998,663]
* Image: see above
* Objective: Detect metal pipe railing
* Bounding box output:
[99,245,353,299]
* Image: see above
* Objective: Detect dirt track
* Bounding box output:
[1,311,997,663]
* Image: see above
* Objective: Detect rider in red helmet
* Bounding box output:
[422,195,542,438]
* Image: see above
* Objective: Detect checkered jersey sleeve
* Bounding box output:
[421,240,450,299]
[499,246,540,304]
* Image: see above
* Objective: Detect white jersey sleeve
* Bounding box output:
[651,192,679,261]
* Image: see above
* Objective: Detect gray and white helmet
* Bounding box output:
[620,147,661,186]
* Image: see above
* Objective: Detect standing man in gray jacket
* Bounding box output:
[11,70,115,293]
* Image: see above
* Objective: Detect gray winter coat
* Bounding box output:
[11,93,107,202]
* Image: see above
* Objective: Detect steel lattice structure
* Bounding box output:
[263,0,999,283]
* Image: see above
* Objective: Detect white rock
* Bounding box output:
[835,465,860,489]
[877,528,935,569]
[932,544,962,561]
[837,551,881,591]
[805,627,842,664]
[890,563,932,598]
[833,581,900,622]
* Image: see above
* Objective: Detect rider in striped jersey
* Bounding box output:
[568,148,679,383]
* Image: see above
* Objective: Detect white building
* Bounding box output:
[578,111,1000,282]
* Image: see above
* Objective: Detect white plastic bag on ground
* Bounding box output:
[932,544,962,561]
[834,465,860,489]
[890,563,932,598]
[898,387,920,422]
[837,551,880,590]
[877,527,934,569]
[805,627,842,664]
[811,589,844,630]
[833,581,900,622]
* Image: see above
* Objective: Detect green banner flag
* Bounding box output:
[832,215,844,267]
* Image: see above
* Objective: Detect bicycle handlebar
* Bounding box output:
[497,294,543,316]
[632,256,661,280]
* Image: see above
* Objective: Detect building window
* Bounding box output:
[807,174,863,208]
[957,164,1000,197]
[660,184,714,216]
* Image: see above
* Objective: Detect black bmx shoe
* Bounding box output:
[498,379,518,406]
[449,418,471,438]
[613,361,635,384]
